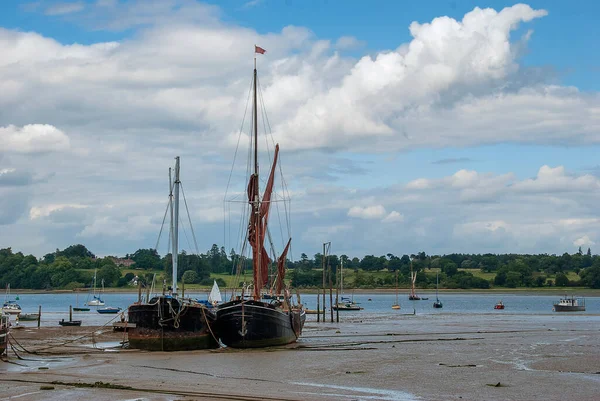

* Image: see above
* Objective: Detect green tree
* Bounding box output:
[580,265,600,288]
[182,270,199,284]
[555,272,569,287]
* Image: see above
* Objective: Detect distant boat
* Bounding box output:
[333,259,362,311]
[494,300,504,310]
[392,270,401,310]
[433,273,443,308]
[208,280,222,306]
[2,284,22,315]
[59,319,82,327]
[73,292,90,311]
[85,270,105,306]
[18,313,40,321]
[97,306,122,314]
[553,296,585,312]
[333,297,363,311]
[408,260,421,300]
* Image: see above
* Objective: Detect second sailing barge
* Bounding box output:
[127,158,218,351]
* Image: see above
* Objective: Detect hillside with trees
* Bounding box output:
[0,244,599,290]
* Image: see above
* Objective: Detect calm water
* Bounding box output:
[6,291,599,327]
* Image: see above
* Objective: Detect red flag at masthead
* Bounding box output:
[255,45,266,54]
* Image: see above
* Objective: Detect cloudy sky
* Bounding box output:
[1,0,599,259]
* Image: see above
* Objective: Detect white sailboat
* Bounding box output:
[2,284,22,315]
[208,280,222,306]
[333,259,362,311]
[85,270,105,306]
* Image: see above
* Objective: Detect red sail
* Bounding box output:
[276,238,292,295]
[248,144,281,299]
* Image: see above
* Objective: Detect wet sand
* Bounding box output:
[1,313,599,401]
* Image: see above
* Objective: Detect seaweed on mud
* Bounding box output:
[50,380,132,390]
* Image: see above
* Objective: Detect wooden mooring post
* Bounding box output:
[37,305,41,328]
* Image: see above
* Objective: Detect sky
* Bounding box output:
[0,0,599,260]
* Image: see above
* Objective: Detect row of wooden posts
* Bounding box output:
[316,241,340,323]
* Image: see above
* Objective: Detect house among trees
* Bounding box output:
[109,257,135,267]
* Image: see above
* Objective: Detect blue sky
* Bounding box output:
[0,0,599,258]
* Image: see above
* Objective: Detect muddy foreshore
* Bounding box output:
[1,313,599,401]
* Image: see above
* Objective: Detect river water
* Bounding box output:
[7,291,599,327]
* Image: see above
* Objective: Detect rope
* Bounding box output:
[201,307,222,348]
[16,314,122,354]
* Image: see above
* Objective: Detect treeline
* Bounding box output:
[1,244,600,290]
[288,248,600,289]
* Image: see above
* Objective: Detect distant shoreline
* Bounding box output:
[10,287,600,296]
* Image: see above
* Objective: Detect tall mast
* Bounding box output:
[253,57,261,299]
[253,58,258,179]
[172,157,181,296]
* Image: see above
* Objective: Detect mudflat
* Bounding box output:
[1,313,599,401]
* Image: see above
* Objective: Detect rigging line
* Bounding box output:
[154,198,171,252]
[257,75,286,251]
[224,77,254,203]
[180,182,200,255]
[178,212,194,257]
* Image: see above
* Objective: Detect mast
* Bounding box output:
[340,258,344,295]
[395,270,399,305]
[253,56,261,300]
[172,157,181,296]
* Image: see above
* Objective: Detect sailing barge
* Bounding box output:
[215,46,305,348]
[127,158,217,351]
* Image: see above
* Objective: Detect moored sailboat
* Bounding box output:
[408,259,421,301]
[333,258,362,311]
[215,46,305,348]
[433,273,443,308]
[392,270,401,310]
[127,157,218,351]
[2,284,22,315]
[85,270,105,306]
[208,280,222,307]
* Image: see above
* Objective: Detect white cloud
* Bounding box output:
[45,2,85,16]
[348,205,387,219]
[29,204,88,220]
[335,36,365,50]
[513,165,600,193]
[0,124,70,153]
[0,3,599,258]
[573,235,595,247]
[382,211,404,223]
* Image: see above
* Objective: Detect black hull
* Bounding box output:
[216,300,305,348]
[553,305,585,312]
[59,320,82,326]
[127,296,218,351]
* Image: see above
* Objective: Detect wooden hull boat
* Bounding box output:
[18,313,40,321]
[128,296,218,351]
